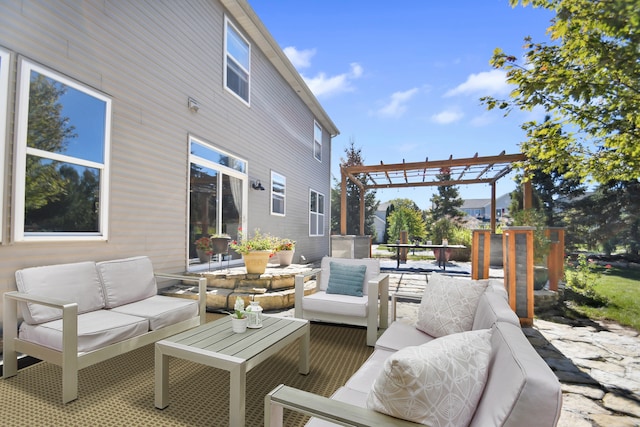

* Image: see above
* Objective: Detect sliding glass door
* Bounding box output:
[189,136,246,267]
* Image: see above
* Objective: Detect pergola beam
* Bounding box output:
[339,152,528,236]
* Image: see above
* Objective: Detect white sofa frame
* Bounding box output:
[2,272,207,403]
[294,258,389,347]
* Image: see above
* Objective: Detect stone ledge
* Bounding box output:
[161,263,317,312]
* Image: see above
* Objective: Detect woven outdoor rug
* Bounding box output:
[1,315,373,426]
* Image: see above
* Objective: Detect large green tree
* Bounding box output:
[385,198,426,243]
[429,167,464,221]
[482,0,640,183]
[330,140,379,236]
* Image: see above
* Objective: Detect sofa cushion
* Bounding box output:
[344,349,393,393]
[416,273,487,337]
[319,257,380,295]
[472,291,520,330]
[18,310,149,353]
[374,321,436,352]
[326,262,367,297]
[470,322,563,427]
[97,256,157,308]
[302,291,368,318]
[110,295,198,330]
[367,329,493,426]
[15,261,105,325]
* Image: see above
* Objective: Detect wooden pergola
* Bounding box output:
[340,151,531,235]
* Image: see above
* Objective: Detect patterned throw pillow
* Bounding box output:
[367,329,493,426]
[325,262,367,296]
[416,273,488,337]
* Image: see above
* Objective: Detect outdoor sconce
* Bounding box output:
[188,97,199,112]
[251,180,265,191]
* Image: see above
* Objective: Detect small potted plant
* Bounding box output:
[229,296,248,333]
[275,238,296,266]
[229,229,276,274]
[195,236,212,263]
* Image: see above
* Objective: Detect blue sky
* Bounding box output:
[249,1,555,209]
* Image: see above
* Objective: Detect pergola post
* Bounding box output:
[340,167,347,235]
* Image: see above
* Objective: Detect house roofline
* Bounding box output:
[221,0,340,137]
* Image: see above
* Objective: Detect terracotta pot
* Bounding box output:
[277,250,294,266]
[242,250,272,274]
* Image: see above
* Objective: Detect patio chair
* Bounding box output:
[294,257,389,346]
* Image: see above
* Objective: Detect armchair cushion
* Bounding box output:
[367,329,493,426]
[416,273,487,337]
[326,262,367,297]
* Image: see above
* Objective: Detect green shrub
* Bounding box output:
[565,254,608,306]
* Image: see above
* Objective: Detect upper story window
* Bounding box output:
[0,47,10,242]
[309,189,325,236]
[224,17,250,104]
[313,121,322,161]
[271,171,285,216]
[14,59,111,241]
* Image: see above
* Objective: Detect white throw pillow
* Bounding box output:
[416,273,488,337]
[367,329,493,426]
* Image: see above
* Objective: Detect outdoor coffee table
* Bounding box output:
[154,315,310,426]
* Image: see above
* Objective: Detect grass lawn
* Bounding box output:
[566,266,640,331]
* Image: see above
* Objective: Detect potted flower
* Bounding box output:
[275,238,296,266]
[195,236,212,263]
[229,229,276,274]
[229,296,248,333]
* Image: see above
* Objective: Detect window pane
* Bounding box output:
[227,59,249,101]
[28,71,106,163]
[25,157,100,233]
[226,24,249,70]
[272,196,284,215]
[191,140,246,173]
[318,194,325,214]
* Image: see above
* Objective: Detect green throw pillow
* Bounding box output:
[326,262,367,297]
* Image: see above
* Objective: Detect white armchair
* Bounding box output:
[294,257,389,346]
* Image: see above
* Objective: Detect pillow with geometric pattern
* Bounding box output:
[367,328,493,426]
[415,273,488,337]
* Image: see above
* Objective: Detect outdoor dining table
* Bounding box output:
[385,243,466,270]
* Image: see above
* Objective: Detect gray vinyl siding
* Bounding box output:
[0,1,334,326]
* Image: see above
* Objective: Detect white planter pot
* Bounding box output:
[277,250,294,266]
[231,317,248,333]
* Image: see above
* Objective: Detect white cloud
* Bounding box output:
[444,69,511,97]
[431,108,464,124]
[303,62,363,97]
[283,46,316,68]
[376,88,420,118]
[283,47,362,97]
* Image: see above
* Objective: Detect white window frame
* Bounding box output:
[271,171,286,216]
[224,16,251,105]
[13,59,111,241]
[313,120,322,161]
[309,189,325,236]
[0,47,10,243]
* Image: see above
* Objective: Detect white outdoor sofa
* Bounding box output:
[3,256,206,403]
[294,257,389,347]
[266,274,563,427]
